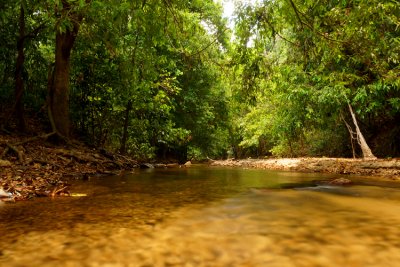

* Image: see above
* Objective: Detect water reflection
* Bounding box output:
[1,166,400,266]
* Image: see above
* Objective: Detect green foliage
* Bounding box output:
[230,0,400,157]
[2,0,398,159]
[68,0,230,159]
[0,0,50,111]
[0,0,230,161]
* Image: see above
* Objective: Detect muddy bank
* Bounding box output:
[211,158,400,180]
[0,133,138,201]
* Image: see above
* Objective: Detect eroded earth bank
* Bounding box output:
[211,158,400,180]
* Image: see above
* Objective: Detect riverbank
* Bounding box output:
[211,158,400,180]
[2,131,400,201]
[0,133,138,201]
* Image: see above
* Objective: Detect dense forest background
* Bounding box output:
[0,0,399,162]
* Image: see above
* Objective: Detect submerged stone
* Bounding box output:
[328,178,353,185]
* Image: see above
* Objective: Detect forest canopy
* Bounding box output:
[0,0,399,161]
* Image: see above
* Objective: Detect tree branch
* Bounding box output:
[187,29,227,57]
[286,0,346,43]
[287,0,304,30]
[259,11,299,47]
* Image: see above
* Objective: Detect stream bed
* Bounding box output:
[1,166,400,266]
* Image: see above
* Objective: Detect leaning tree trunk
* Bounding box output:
[348,103,377,159]
[14,5,26,132]
[48,1,83,138]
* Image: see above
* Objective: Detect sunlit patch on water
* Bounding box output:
[1,167,400,266]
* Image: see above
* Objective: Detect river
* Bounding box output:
[1,166,400,266]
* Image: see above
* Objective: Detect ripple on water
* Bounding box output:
[1,169,400,266]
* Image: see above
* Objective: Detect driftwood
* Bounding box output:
[51,186,69,197]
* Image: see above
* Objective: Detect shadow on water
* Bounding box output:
[1,166,400,266]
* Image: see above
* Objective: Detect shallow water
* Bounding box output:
[1,166,400,266]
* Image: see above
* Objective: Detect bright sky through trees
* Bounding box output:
[221,0,258,29]
[222,0,234,19]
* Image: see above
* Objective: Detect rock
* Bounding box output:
[139,163,154,169]
[166,163,179,168]
[184,161,192,167]
[0,160,11,167]
[154,164,167,168]
[328,178,353,185]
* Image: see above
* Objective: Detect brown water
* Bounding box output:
[1,166,400,267]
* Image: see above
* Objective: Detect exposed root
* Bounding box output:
[0,133,139,201]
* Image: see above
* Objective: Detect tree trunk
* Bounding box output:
[48,1,83,138]
[348,103,377,159]
[120,100,132,154]
[14,5,26,132]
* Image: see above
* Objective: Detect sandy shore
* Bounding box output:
[211,158,400,180]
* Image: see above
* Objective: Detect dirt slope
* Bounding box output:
[211,158,400,180]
